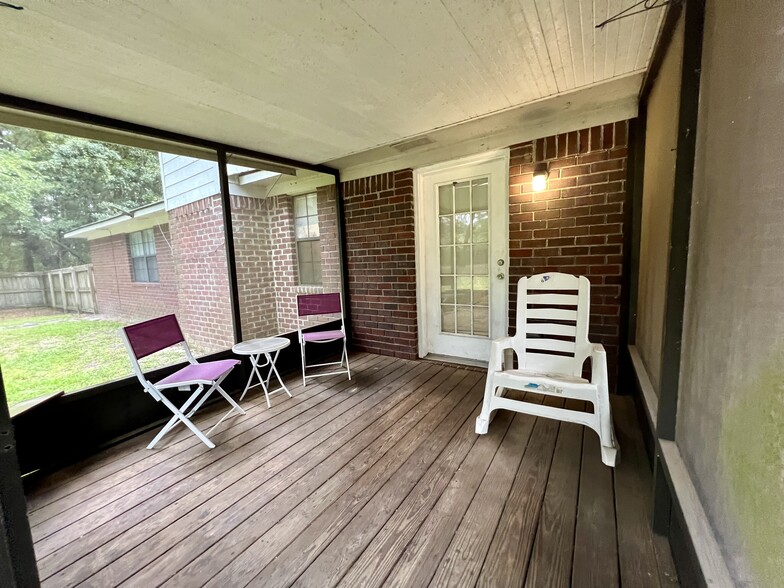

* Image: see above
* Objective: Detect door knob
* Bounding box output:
[497,273,505,280]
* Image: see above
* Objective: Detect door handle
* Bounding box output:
[497,273,505,280]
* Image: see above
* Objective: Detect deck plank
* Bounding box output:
[110,363,451,588]
[167,369,481,588]
[28,353,381,525]
[208,374,484,588]
[524,399,584,588]
[302,409,514,588]
[348,410,512,588]
[41,356,421,585]
[427,396,544,588]
[26,356,677,588]
[572,426,620,588]
[38,355,405,582]
[613,395,667,588]
[25,352,372,512]
[653,532,681,586]
[477,396,564,588]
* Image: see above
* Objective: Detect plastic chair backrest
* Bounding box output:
[513,273,592,377]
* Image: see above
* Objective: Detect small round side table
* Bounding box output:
[232,337,292,408]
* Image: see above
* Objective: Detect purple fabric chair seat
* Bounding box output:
[155,359,240,387]
[302,329,345,343]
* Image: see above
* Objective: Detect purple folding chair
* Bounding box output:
[120,314,245,449]
[297,293,351,386]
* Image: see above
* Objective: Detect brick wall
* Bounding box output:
[168,194,234,350]
[342,170,417,359]
[341,122,628,385]
[89,224,179,320]
[267,185,343,333]
[508,121,628,387]
[230,194,278,340]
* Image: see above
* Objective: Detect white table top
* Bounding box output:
[232,336,291,355]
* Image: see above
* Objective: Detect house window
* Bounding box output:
[129,228,159,283]
[294,193,322,285]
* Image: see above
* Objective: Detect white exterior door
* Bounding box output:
[416,151,509,363]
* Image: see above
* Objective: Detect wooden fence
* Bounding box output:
[0,265,97,313]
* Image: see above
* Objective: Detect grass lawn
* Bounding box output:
[0,311,195,407]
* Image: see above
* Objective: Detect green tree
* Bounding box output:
[0,124,163,271]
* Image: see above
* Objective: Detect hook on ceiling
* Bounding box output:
[596,0,671,29]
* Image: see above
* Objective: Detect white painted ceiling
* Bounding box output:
[0,1,664,167]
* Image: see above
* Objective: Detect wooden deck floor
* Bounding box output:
[26,353,679,587]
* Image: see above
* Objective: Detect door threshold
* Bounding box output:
[421,354,488,370]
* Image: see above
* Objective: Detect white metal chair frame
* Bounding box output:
[120,319,246,450]
[297,292,351,386]
[476,272,619,466]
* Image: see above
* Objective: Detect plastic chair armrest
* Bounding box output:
[489,336,515,371]
[590,343,608,385]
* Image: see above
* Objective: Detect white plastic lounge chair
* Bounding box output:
[476,273,619,466]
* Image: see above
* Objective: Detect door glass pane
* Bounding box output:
[473,276,489,305]
[439,216,453,245]
[438,184,453,215]
[472,211,488,243]
[472,178,488,210]
[441,305,456,333]
[473,245,488,275]
[455,245,471,275]
[454,213,471,244]
[473,307,489,337]
[440,276,455,304]
[437,175,491,338]
[454,181,470,213]
[456,306,472,334]
[440,247,453,274]
[456,276,472,304]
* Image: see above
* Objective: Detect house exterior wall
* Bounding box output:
[89,224,179,320]
[342,171,418,359]
[341,124,629,380]
[636,12,685,395]
[167,194,234,350]
[159,153,221,211]
[230,194,279,340]
[268,184,343,334]
[675,1,784,585]
[508,122,628,389]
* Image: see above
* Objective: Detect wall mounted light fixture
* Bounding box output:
[532,163,549,192]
